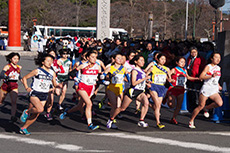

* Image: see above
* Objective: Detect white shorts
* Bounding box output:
[200,85,219,97]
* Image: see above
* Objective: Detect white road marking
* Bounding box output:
[209,132,230,136]
[0,134,113,152]
[91,133,230,153]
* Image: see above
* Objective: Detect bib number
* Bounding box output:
[135,80,146,90]
[154,74,166,84]
[112,74,123,84]
[39,81,49,90]
[176,77,186,86]
[82,75,97,85]
[212,77,219,85]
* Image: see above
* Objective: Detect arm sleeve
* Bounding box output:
[0,70,9,79]
[68,69,78,78]
[59,65,65,73]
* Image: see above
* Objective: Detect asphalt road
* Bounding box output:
[0,53,229,153]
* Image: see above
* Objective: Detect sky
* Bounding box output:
[222,2,230,11]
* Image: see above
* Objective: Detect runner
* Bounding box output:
[103,53,128,124]
[189,52,223,128]
[19,53,58,135]
[98,54,116,109]
[107,55,150,129]
[146,53,172,129]
[44,50,65,121]
[124,51,140,114]
[71,49,88,103]
[55,49,72,111]
[166,57,199,124]
[0,52,22,123]
[59,49,101,130]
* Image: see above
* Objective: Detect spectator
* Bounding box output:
[3,38,7,50]
[186,46,206,112]
[0,38,4,50]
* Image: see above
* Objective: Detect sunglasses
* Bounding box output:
[62,53,68,55]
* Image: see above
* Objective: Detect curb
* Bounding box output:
[0,50,38,57]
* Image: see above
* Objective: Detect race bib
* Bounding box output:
[81,75,97,85]
[38,80,50,90]
[135,80,146,90]
[112,74,124,84]
[176,76,186,86]
[212,76,219,85]
[154,74,166,84]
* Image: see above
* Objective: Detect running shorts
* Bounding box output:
[77,82,95,97]
[1,82,18,92]
[150,83,166,97]
[125,88,144,100]
[30,90,48,101]
[200,85,219,97]
[57,75,69,83]
[167,86,185,97]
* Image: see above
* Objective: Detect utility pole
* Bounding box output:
[193,0,196,40]
[185,0,188,40]
[148,12,153,40]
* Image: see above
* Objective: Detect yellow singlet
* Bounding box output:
[151,65,168,86]
[107,65,125,96]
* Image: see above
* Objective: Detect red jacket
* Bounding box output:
[187,56,206,78]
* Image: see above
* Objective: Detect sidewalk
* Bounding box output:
[0,50,38,56]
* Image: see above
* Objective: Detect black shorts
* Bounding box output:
[126,88,144,100]
[30,90,48,101]
[57,75,69,83]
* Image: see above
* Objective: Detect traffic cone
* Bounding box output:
[222,82,230,110]
[221,82,230,118]
[180,91,189,114]
[211,107,223,123]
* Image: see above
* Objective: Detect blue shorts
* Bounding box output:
[150,83,166,97]
[30,90,48,101]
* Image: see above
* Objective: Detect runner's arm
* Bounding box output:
[22,69,38,92]
[199,65,212,80]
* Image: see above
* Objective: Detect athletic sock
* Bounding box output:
[87,118,92,126]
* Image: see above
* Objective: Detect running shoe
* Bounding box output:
[59,105,64,111]
[20,109,28,123]
[189,121,196,129]
[203,109,210,118]
[106,119,113,129]
[113,119,117,123]
[88,124,99,130]
[170,118,178,125]
[138,121,149,128]
[19,128,31,136]
[98,98,105,109]
[157,123,165,129]
[59,111,67,120]
[44,113,53,121]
